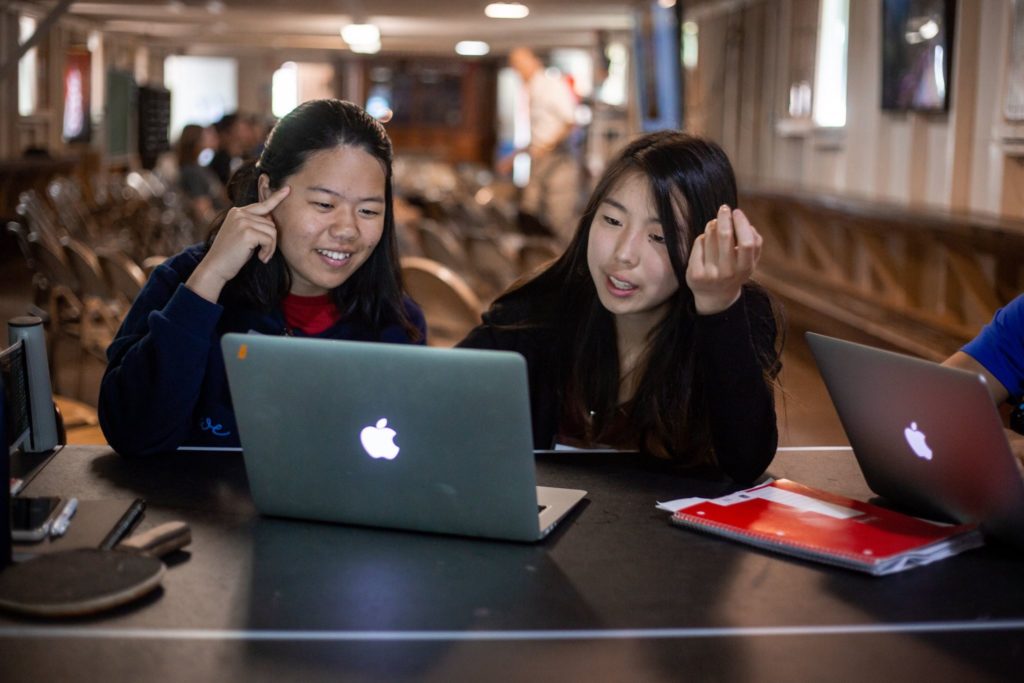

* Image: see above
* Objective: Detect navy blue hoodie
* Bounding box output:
[99,244,426,456]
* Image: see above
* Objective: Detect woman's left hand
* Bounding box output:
[685,205,763,315]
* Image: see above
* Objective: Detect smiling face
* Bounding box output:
[260,145,387,296]
[586,171,683,334]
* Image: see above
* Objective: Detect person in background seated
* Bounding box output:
[100,99,426,456]
[460,131,783,484]
[943,293,1024,466]
[174,123,228,226]
[208,112,252,186]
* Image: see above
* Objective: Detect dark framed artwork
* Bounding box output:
[881,0,957,112]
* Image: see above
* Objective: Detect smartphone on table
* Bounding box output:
[10,496,63,542]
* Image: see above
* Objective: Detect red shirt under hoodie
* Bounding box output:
[281,293,342,335]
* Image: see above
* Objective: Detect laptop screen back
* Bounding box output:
[806,332,1024,542]
[222,334,545,540]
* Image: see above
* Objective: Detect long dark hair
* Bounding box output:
[174,124,204,167]
[206,99,419,340]
[496,131,782,464]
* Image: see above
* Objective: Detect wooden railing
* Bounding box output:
[743,187,1024,360]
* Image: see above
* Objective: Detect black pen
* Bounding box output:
[100,498,147,550]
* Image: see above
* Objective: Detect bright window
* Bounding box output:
[272,62,298,119]
[18,16,38,116]
[598,41,628,106]
[813,0,849,127]
[164,55,238,142]
[682,20,699,70]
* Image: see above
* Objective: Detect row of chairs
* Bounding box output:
[391,159,564,343]
[7,177,173,398]
[12,161,561,370]
[400,226,565,345]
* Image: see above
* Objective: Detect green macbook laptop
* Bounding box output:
[221,334,586,542]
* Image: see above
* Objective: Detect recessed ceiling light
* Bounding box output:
[350,41,381,54]
[341,23,381,45]
[485,3,530,20]
[455,41,490,56]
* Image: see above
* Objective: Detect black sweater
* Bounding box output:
[458,286,781,484]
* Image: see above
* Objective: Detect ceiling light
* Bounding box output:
[341,23,380,45]
[455,41,490,56]
[485,3,530,19]
[350,41,381,54]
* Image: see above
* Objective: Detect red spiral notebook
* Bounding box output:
[659,479,984,575]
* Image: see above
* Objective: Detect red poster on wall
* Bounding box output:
[63,47,92,142]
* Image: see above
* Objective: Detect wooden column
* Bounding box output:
[0,9,20,158]
[948,0,981,211]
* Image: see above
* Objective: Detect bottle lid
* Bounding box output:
[8,316,42,328]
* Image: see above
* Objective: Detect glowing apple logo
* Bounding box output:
[903,422,933,460]
[360,418,399,460]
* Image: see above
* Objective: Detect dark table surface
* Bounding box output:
[2,445,1023,682]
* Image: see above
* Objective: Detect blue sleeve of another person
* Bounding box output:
[962,294,1024,398]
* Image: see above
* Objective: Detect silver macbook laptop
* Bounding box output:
[221,334,586,542]
[806,332,1024,546]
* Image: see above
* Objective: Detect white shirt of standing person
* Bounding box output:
[526,69,577,156]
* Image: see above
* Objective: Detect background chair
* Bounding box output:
[400,256,483,347]
[465,233,520,301]
[518,236,562,275]
[97,248,147,306]
[416,220,469,274]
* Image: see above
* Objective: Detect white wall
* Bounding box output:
[686,0,1022,219]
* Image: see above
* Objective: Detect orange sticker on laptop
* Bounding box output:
[237,344,248,360]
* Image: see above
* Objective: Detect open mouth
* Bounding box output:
[608,274,637,292]
[316,248,352,264]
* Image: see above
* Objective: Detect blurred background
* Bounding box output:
[2,0,1022,448]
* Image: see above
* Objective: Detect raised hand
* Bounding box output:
[186,185,291,303]
[685,205,763,315]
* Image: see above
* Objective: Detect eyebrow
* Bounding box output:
[306,185,385,203]
[602,197,662,224]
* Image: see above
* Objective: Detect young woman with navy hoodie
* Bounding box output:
[99,99,426,456]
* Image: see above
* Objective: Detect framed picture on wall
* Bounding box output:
[62,48,91,143]
[880,0,957,112]
[1007,0,1024,120]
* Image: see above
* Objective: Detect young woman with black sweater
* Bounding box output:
[460,132,783,484]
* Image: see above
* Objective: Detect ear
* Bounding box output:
[257,173,271,202]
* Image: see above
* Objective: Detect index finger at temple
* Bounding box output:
[249,185,291,215]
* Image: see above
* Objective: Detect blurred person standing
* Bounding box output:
[505,46,581,245]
